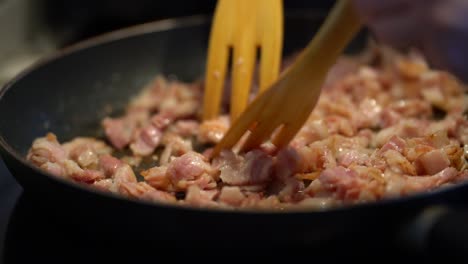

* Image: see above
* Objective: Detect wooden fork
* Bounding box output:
[212,0,362,157]
[202,0,284,122]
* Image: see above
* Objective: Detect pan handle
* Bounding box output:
[398,205,468,261]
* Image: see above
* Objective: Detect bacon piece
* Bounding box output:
[151,112,173,130]
[317,166,363,201]
[63,160,105,183]
[387,99,432,119]
[274,147,303,181]
[278,178,305,203]
[292,119,329,147]
[378,135,407,154]
[99,155,122,176]
[98,154,136,183]
[40,162,65,177]
[27,133,67,167]
[197,116,230,144]
[119,182,176,203]
[170,120,199,137]
[92,179,115,193]
[296,142,336,172]
[102,110,149,149]
[140,166,171,190]
[166,152,216,190]
[128,75,168,111]
[63,137,112,169]
[416,149,450,175]
[184,185,219,207]
[383,149,417,175]
[216,150,274,186]
[385,167,459,196]
[130,124,162,156]
[218,186,246,207]
[114,164,137,183]
[336,148,370,167]
[353,98,382,129]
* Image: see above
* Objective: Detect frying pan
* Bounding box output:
[0,12,467,259]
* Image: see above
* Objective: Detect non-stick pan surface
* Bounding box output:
[0,13,468,254]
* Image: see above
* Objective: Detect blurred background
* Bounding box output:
[0,0,334,86]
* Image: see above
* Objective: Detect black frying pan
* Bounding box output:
[0,13,467,260]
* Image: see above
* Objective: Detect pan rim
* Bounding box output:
[0,12,466,216]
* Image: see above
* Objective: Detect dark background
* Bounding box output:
[41,0,334,47]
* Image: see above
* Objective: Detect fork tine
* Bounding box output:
[230,0,257,122]
[239,119,277,153]
[202,0,234,121]
[257,0,283,93]
[271,119,305,149]
[212,89,269,156]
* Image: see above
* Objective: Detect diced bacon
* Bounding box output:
[383,149,417,175]
[387,99,432,118]
[197,116,230,144]
[380,108,401,128]
[119,181,153,198]
[119,182,176,203]
[216,150,274,186]
[250,196,281,209]
[161,133,193,157]
[184,185,219,207]
[98,154,136,183]
[62,160,105,183]
[130,124,162,156]
[374,119,428,147]
[114,164,137,183]
[278,178,305,203]
[425,130,450,149]
[128,75,168,111]
[140,188,177,203]
[40,162,65,177]
[336,148,369,167]
[274,147,303,181]
[324,115,355,136]
[385,167,459,196]
[27,133,67,166]
[24,53,468,211]
[140,166,171,190]
[378,135,407,154]
[317,166,364,201]
[292,119,329,147]
[151,112,173,130]
[323,57,360,87]
[454,170,468,183]
[99,155,123,176]
[443,144,465,170]
[170,120,199,137]
[416,149,450,175]
[353,98,382,128]
[166,152,216,190]
[102,111,148,150]
[296,142,336,172]
[159,89,199,119]
[63,137,112,169]
[92,179,115,193]
[218,186,246,207]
